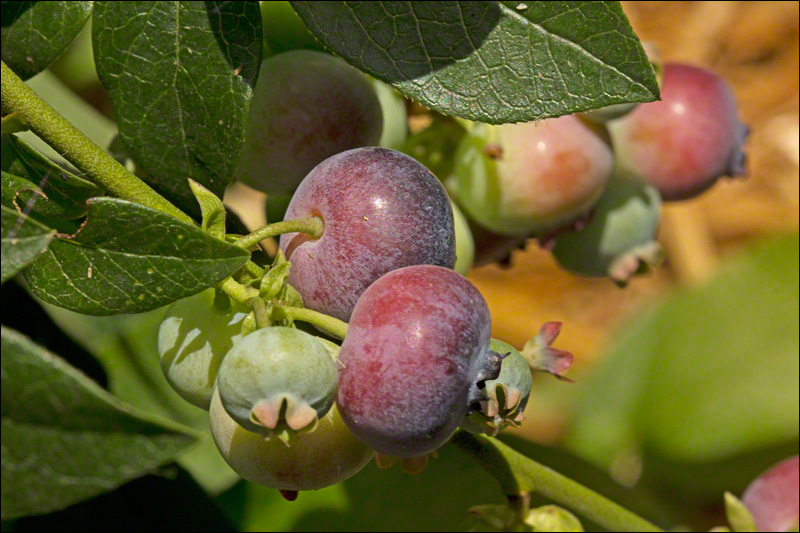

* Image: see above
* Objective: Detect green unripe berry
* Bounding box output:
[216,327,338,440]
[460,340,533,436]
[550,170,663,285]
[452,201,475,275]
[158,289,249,409]
[209,388,374,491]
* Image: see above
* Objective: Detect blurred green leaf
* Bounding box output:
[1,135,104,221]
[92,1,263,216]
[24,198,249,315]
[0,1,92,80]
[0,206,54,284]
[567,234,799,497]
[0,326,198,520]
[35,300,240,495]
[215,434,672,532]
[291,1,659,124]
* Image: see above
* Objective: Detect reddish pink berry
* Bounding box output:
[610,63,748,201]
[742,455,799,532]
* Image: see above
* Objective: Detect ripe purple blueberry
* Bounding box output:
[279,147,456,322]
[454,115,613,237]
[237,50,383,194]
[609,63,748,201]
[336,265,501,457]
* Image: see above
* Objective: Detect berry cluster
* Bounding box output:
[157,50,746,498]
[450,63,748,282]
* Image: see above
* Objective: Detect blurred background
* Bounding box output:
[8,1,798,531]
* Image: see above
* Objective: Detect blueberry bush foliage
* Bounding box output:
[2,2,797,532]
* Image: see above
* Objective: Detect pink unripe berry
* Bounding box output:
[741,455,799,532]
[609,63,748,201]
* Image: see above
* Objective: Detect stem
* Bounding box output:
[249,298,271,329]
[1,61,192,224]
[235,217,323,250]
[219,276,258,304]
[450,432,663,532]
[282,307,348,339]
[244,260,266,279]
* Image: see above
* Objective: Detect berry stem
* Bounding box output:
[234,217,324,250]
[281,307,348,340]
[450,431,663,532]
[219,276,259,304]
[0,61,192,225]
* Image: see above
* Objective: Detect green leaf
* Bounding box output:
[92,1,263,216]
[290,1,659,124]
[1,206,54,284]
[0,326,198,520]
[33,300,241,495]
[0,1,93,80]
[1,135,104,221]
[189,179,226,239]
[24,198,250,315]
[567,234,799,494]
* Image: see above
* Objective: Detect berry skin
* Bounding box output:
[454,115,613,237]
[237,50,382,194]
[452,201,475,275]
[549,170,663,285]
[279,147,456,322]
[460,340,532,436]
[609,63,748,201]
[741,455,799,532]
[209,388,374,491]
[216,327,338,441]
[336,265,502,457]
[157,289,249,410]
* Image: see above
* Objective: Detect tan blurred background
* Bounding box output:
[469,1,800,443]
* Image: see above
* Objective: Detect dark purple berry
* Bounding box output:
[279,148,456,322]
[336,265,500,457]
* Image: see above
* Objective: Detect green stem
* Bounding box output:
[282,307,348,339]
[235,217,323,250]
[450,432,663,532]
[249,298,271,329]
[219,276,259,304]
[244,260,266,279]
[0,61,192,224]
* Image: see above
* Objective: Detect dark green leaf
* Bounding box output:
[1,135,104,220]
[24,198,250,315]
[92,1,263,216]
[567,234,799,496]
[291,1,659,124]
[0,326,198,520]
[0,1,92,80]
[35,300,241,494]
[1,205,54,284]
